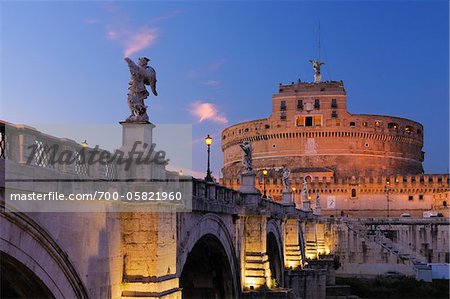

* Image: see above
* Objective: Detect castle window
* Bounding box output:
[331,99,338,108]
[297,100,303,110]
[405,126,413,133]
[362,121,368,127]
[408,195,414,201]
[265,124,270,129]
[314,99,320,109]
[388,122,399,130]
[280,111,286,120]
[375,121,381,127]
[280,100,286,111]
[297,115,322,127]
[350,122,355,127]
[331,111,338,118]
[419,194,424,200]
[351,188,357,198]
[443,201,447,207]
[314,115,322,126]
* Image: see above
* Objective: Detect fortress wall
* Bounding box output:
[222,121,424,179]
[221,81,424,184]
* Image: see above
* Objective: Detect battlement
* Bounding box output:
[278,80,346,94]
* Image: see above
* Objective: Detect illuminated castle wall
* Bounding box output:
[220,79,449,216]
[222,80,424,186]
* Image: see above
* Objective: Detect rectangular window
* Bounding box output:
[314,99,320,109]
[314,115,322,126]
[297,115,322,127]
[419,195,424,200]
[331,111,338,118]
[408,195,414,201]
[280,100,286,111]
[331,99,337,108]
[297,100,303,110]
[350,122,355,127]
[280,111,286,120]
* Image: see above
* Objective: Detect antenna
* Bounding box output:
[318,21,321,61]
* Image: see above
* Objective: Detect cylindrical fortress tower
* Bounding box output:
[221,80,424,189]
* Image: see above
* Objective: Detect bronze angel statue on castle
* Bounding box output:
[124,57,158,123]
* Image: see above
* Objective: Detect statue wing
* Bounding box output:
[150,80,158,96]
[146,67,158,96]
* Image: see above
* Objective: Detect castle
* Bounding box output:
[221,65,449,217]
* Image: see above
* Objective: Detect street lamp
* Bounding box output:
[385,181,391,218]
[262,169,268,199]
[205,134,213,182]
[292,186,297,205]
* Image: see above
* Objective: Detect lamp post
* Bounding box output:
[385,181,391,218]
[205,134,213,182]
[262,169,268,199]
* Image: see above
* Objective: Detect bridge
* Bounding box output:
[0,121,335,299]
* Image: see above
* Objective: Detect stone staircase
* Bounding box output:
[344,220,427,267]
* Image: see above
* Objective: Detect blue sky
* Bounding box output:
[1,1,448,177]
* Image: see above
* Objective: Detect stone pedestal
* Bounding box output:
[314,73,322,83]
[119,121,180,298]
[118,122,157,181]
[119,121,155,154]
[238,172,261,194]
[314,205,322,215]
[303,199,311,212]
[282,191,294,206]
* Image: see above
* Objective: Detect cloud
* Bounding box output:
[188,58,227,78]
[189,101,228,125]
[104,25,158,57]
[208,59,226,71]
[201,80,220,87]
[149,9,183,23]
[93,4,181,57]
[123,28,159,57]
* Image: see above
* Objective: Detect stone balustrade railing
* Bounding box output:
[0,121,116,180]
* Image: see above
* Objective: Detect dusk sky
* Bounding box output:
[1,1,448,178]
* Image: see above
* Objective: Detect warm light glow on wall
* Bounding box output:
[244,277,259,290]
[286,261,301,269]
[306,253,316,259]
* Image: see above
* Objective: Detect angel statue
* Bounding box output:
[124,57,158,123]
[315,192,320,208]
[302,178,309,201]
[240,141,252,174]
[309,59,325,83]
[281,166,291,191]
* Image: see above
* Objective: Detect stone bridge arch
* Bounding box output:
[266,219,284,287]
[0,207,89,298]
[178,213,240,298]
